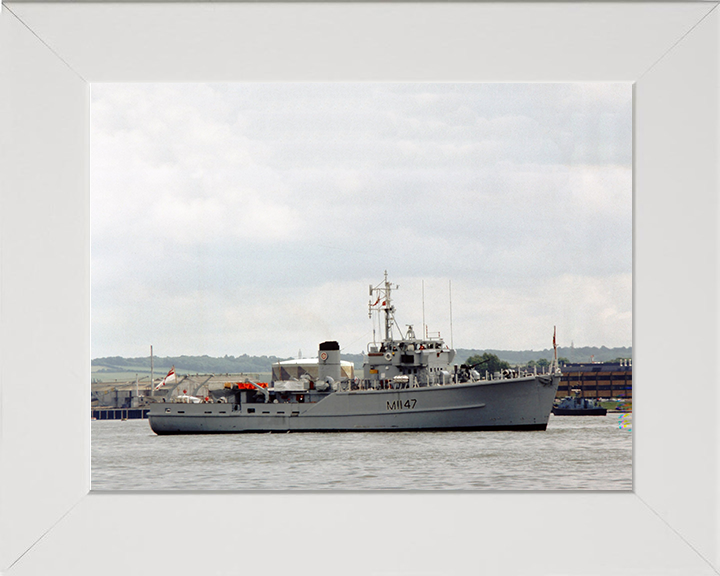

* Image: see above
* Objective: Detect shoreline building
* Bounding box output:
[557,361,632,400]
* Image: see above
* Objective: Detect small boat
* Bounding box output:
[175,394,203,404]
[552,395,607,416]
[608,401,632,413]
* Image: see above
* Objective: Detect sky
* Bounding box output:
[91,83,632,359]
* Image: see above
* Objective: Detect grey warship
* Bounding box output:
[148,273,561,434]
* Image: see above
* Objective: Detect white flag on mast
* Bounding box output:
[155,366,177,390]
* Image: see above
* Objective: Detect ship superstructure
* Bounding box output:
[363,273,456,389]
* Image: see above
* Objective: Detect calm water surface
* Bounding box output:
[92,414,632,490]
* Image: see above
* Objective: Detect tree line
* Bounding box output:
[93,344,631,375]
[92,354,291,374]
[455,346,631,366]
[463,351,632,375]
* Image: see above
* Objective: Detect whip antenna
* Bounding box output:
[422,280,426,340]
[449,279,454,350]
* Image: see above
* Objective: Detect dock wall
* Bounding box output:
[92,409,149,420]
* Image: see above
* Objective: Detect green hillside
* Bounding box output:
[93,345,631,377]
[455,346,632,366]
[92,353,291,376]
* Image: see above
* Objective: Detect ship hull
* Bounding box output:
[148,375,560,435]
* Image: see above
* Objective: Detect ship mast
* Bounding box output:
[382,271,394,342]
[369,270,398,343]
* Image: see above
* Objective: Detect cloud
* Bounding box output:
[91,82,632,358]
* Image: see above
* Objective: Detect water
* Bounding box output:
[92,414,632,490]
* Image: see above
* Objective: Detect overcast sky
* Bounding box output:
[91,83,632,359]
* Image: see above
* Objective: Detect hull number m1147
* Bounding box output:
[387,399,417,411]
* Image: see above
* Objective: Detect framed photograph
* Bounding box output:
[1,2,718,575]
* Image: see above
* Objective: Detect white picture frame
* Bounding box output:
[1,2,718,575]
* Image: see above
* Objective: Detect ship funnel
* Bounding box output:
[318,341,341,383]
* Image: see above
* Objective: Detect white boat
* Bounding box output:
[149,273,561,434]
